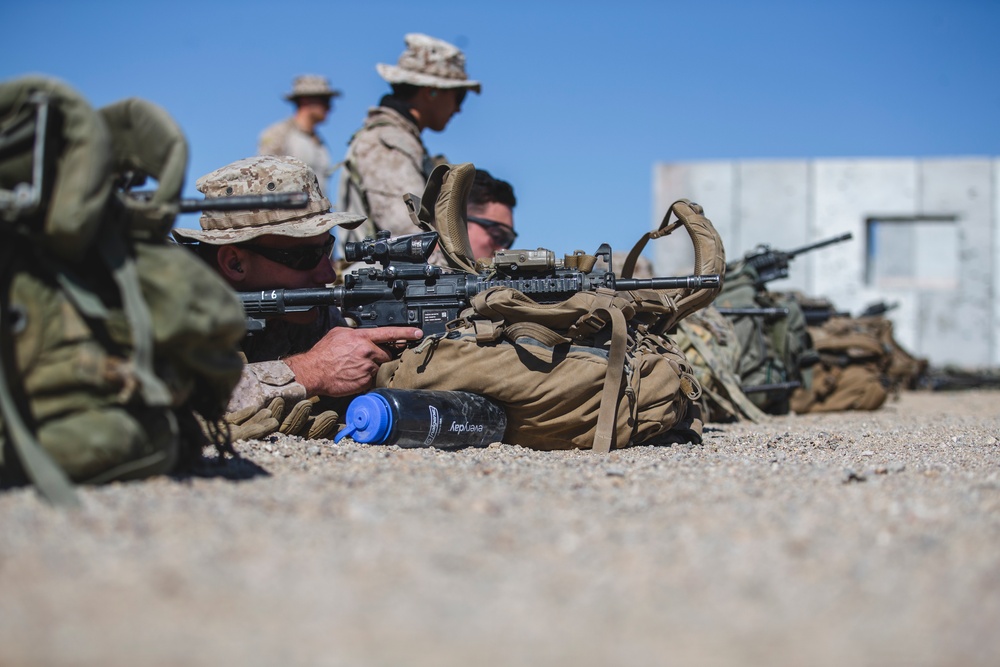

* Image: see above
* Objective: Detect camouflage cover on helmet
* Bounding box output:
[173,155,363,245]
[377,33,481,92]
[283,75,340,101]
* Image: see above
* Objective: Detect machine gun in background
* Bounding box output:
[732,232,854,286]
[858,300,899,318]
[800,303,850,326]
[239,230,721,335]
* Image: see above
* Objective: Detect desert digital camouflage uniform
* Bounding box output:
[259,117,333,184]
[173,156,364,414]
[337,104,435,243]
[258,76,340,190]
[337,33,481,248]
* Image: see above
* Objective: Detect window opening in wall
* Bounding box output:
[865,215,959,290]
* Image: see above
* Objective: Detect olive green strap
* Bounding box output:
[0,248,81,507]
[0,364,81,507]
[98,234,171,406]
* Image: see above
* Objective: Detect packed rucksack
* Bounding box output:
[671,305,768,423]
[715,262,817,415]
[374,163,726,451]
[0,75,245,505]
[788,315,891,413]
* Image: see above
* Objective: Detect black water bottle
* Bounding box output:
[334,389,507,449]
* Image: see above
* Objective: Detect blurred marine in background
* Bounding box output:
[258,75,340,193]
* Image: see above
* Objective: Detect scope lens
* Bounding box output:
[344,241,365,262]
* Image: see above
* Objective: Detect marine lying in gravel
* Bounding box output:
[172,156,424,440]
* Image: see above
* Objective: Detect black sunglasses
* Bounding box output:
[237,236,335,271]
[467,216,517,249]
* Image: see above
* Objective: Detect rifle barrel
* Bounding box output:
[615,274,721,290]
[785,232,853,258]
[741,380,802,394]
[716,307,789,317]
[178,192,310,213]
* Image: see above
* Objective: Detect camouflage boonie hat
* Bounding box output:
[376,33,481,93]
[172,156,364,245]
[284,74,341,101]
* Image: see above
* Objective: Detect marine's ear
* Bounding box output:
[216,245,248,283]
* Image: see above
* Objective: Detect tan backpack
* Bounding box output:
[789,317,890,413]
[376,164,726,452]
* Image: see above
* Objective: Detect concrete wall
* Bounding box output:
[653,158,998,367]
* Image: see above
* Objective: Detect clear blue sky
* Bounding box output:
[3,0,998,256]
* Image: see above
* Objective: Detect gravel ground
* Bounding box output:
[1,389,998,667]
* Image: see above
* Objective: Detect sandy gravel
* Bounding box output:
[1,389,998,667]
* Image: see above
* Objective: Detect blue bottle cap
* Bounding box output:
[334,392,394,444]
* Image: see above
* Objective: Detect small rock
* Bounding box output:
[842,468,867,484]
[605,467,626,477]
[307,446,321,456]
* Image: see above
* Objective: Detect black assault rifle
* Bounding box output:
[239,231,721,335]
[858,300,899,318]
[732,232,853,286]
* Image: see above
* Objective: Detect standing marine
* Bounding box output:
[336,33,481,250]
[258,75,340,194]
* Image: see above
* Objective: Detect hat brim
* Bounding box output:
[284,90,342,101]
[376,63,481,93]
[172,211,365,245]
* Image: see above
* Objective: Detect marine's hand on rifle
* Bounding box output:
[283,326,423,397]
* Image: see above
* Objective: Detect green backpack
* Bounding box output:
[0,75,245,505]
[671,305,768,423]
[715,262,817,415]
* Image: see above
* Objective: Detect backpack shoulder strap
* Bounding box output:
[405,162,479,273]
[622,199,726,331]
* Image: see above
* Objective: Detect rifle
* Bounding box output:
[2,93,309,222]
[925,367,1000,392]
[801,304,850,326]
[123,177,310,213]
[715,306,789,318]
[858,300,899,318]
[732,232,853,286]
[741,380,802,394]
[239,231,721,335]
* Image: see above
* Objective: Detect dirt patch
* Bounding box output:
[2,390,999,666]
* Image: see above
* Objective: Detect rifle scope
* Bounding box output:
[345,231,439,265]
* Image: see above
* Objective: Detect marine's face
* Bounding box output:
[230,232,337,323]
[466,201,515,261]
[424,87,465,132]
[236,232,337,290]
[298,96,332,124]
